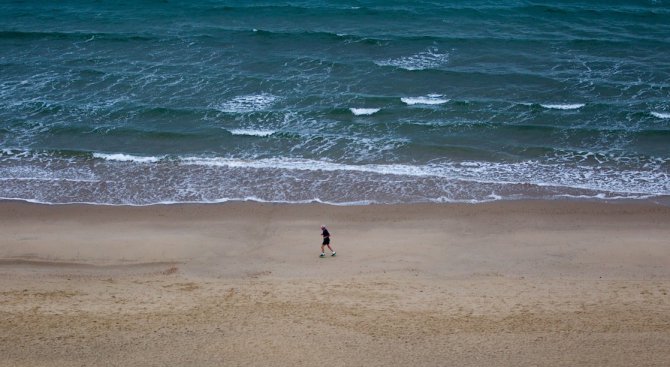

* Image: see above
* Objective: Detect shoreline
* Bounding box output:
[2,194,669,207]
[2,199,670,366]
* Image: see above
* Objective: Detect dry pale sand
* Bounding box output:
[1,200,669,366]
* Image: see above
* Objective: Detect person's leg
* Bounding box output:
[320,244,325,256]
[327,244,335,255]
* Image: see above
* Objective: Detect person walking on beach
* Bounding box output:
[320,225,336,257]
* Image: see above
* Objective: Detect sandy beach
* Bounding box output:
[1,200,669,366]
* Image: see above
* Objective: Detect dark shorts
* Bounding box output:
[322,237,330,245]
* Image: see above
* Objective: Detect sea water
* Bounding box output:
[1,1,669,205]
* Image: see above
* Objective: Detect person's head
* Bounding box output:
[321,225,326,229]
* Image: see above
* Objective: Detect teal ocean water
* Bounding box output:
[1,1,669,204]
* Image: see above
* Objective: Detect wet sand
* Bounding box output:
[1,200,669,366]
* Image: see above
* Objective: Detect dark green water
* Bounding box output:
[1,1,669,204]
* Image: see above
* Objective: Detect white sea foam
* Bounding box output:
[486,193,503,200]
[5,151,667,206]
[7,151,669,198]
[401,96,449,105]
[350,108,380,116]
[375,47,450,71]
[93,153,161,163]
[216,93,278,113]
[180,156,429,176]
[175,156,669,196]
[53,153,669,197]
[0,177,100,183]
[229,129,276,137]
[540,103,585,110]
[651,111,670,119]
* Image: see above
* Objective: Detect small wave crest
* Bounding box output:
[215,93,278,113]
[350,108,381,116]
[228,129,276,137]
[540,103,585,110]
[93,153,161,163]
[401,95,449,105]
[375,47,450,71]
[651,112,670,119]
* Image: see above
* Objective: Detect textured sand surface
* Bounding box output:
[1,201,669,366]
